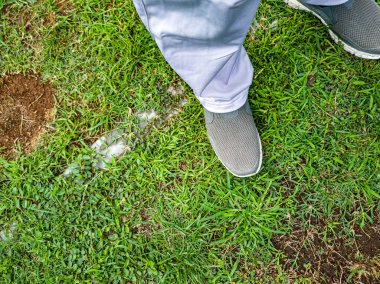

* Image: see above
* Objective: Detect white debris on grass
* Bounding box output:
[168,82,185,96]
[137,110,157,129]
[162,98,188,121]
[268,19,279,30]
[91,129,131,170]
[249,18,282,38]
[163,110,179,121]
[249,19,260,35]
[62,165,78,177]
[179,97,188,107]
[0,222,16,241]
[249,18,261,41]
[62,129,131,176]
[62,83,188,177]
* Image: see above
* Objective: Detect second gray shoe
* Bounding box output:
[204,100,263,177]
[285,0,380,59]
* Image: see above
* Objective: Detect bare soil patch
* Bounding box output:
[273,216,380,283]
[0,74,54,158]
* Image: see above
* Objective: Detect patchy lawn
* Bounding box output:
[0,0,379,283]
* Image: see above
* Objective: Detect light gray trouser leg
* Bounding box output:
[132,0,261,113]
[132,0,350,113]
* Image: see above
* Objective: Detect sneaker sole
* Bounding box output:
[285,0,380,60]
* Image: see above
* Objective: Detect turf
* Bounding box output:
[0,0,379,282]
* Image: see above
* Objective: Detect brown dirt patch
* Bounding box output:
[273,216,380,283]
[0,74,54,158]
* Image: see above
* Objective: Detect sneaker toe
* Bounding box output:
[205,107,262,177]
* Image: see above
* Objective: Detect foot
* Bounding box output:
[204,100,263,177]
[285,0,380,59]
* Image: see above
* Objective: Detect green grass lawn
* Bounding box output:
[0,0,379,282]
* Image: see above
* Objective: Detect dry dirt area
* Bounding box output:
[0,74,54,158]
[273,216,380,284]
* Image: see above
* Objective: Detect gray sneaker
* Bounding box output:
[285,0,380,59]
[204,101,263,177]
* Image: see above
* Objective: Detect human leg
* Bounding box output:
[132,0,263,176]
[132,0,261,113]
